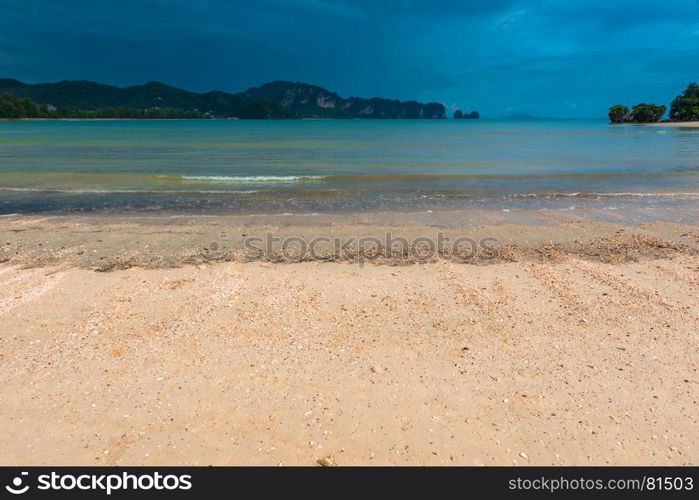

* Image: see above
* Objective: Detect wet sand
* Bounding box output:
[0,212,697,465]
[1,210,697,270]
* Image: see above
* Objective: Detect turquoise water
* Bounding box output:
[0,119,698,214]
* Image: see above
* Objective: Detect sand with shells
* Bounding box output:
[0,214,697,465]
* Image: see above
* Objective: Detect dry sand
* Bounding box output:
[0,213,697,465]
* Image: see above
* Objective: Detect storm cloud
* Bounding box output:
[1,0,697,117]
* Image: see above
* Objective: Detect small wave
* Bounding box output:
[243,212,322,217]
[278,212,321,216]
[179,175,327,183]
[508,192,699,199]
[591,192,699,198]
[0,186,260,195]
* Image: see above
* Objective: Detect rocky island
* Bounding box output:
[241,81,446,119]
[453,109,479,119]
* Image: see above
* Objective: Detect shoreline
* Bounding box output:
[1,212,697,270]
[3,117,699,126]
[0,118,208,122]
[638,121,699,128]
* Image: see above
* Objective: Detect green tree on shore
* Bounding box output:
[608,105,629,123]
[630,103,666,123]
[0,92,45,118]
[608,103,665,123]
[0,92,208,119]
[670,83,699,121]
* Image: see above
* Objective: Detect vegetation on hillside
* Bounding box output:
[669,82,699,121]
[0,92,206,119]
[0,93,48,118]
[0,79,296,119]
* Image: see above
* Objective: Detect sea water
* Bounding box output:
[0,119,697,216]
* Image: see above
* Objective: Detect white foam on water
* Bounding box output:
[509,191,699,199]
[0,186,260,194]
[180,175,327,183]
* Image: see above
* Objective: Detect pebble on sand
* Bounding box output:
[317,456,337,467]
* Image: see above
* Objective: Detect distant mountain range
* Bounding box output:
[0,79,446,119]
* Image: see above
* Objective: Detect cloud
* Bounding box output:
[329,0,521,16]
[0,0,697,116]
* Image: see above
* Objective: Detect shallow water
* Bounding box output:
[0,119,698,216]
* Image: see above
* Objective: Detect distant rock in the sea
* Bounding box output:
[240,81,446,119]
[453,109,479,119]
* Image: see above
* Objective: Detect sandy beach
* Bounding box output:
[641,122,699,128]
[4,0,699,477]
[0,213,697,465]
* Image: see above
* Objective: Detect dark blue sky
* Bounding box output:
[1,0,697,117]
